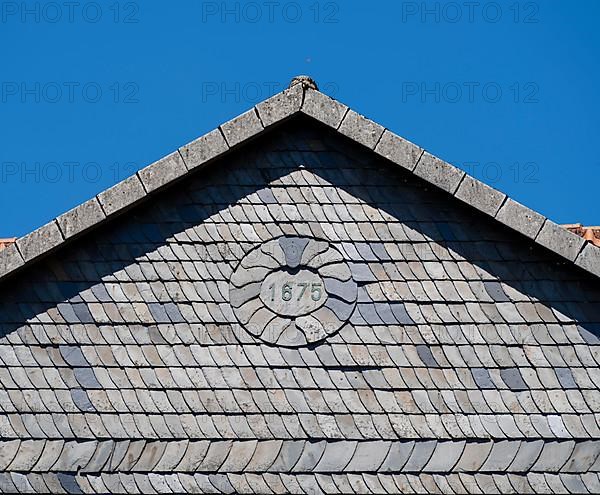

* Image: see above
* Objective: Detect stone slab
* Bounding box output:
[495,198,545,240]
[455,175,506,217]
[16,220,64,263]
[137,151,187,194]
[575,243,600,278]
[536,220,586,262]
[56,198,106,240]
[97,175,146,217]
[256,84,303,127]
[301,89,348,129]
[338,110,385,149]
[220,109,264,148]
[179,128,229,171]
[413,152,465,194]
[374,130,423,171]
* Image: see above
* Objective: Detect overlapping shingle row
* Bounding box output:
[0,439,598,473]
[1,471,599,494]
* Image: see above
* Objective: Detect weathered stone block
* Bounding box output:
[301,89,348,129]
[455,175,506,217]
[536,220,586,262]
[338,110,385,149]
[16,220,63,262]
[97,174,146,216]
[256,84,303,127]
[57,197,106,239]
[495,198,545,240]
[374,130,423,171]
[179,128,229,171]
[413,152,465,194]
[0,243,24,278]
[575,243,600,278]
[137,151,187,194]
[220,109,264,147]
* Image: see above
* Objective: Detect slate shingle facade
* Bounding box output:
[1,81,600,494]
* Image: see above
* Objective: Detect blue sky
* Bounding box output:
[1,0,599,236]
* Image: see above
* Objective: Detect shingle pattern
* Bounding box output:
[0,119,600,494]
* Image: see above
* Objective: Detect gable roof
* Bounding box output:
[1,75,598,282]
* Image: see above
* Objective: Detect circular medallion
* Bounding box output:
[229,237,358,347]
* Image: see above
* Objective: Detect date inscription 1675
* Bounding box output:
[260,269,327,317]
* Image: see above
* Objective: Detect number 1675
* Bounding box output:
[269,282,322,302]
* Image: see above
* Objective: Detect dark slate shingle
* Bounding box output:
[483,281,511,303]
[500,368,528,391]
[416,345,438,368]
[471,368,495,389]
[556,368,577,389]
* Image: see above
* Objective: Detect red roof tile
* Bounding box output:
[0,239,16,251]
[564,224,600,247]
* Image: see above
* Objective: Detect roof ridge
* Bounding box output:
[0,76,598,281]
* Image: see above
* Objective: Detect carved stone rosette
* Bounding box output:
[229,237,358,347]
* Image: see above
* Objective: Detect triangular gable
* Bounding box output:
[1,76,598,282]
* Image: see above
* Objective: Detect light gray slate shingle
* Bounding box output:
[314,442,356,472]
[345,441,390,471]
[379,441,415,472]
[480,440,521,471]
[423,441,465,472]
[454,441,494,471]
[402,440,437,471]
[532,441,575,472]
[508,439,544,471]
[291,441,327,472]
[256,187,277,204]
[269,441,305,472]
[561,441,600,473]
[208,474,235,494]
